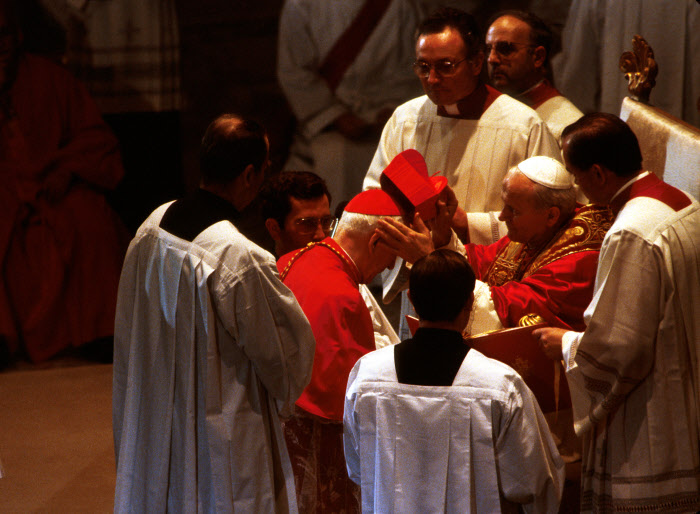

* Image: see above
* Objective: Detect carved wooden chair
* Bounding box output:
[619,35,700,199]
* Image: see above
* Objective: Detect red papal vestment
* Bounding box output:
[464,204,613,332]
[278,237,375,513]
[0,53,129,362]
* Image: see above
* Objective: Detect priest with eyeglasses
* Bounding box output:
[363,6,560,340]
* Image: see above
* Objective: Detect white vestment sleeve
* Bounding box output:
[497,379,565,513]
[466,280,505,336]
[214,258,316,410]
[277,0,346,138]
[343,361,362,484]
[360,284,400,349]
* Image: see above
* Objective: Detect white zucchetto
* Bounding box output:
[517,156,574,189]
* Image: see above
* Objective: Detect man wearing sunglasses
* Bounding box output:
[486,11,583,144]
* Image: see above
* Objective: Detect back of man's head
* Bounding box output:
[562,113,643,177]
[199,114,268,186]
[259,171,331,226]
[418,7,483,58]
[409,249,476,323]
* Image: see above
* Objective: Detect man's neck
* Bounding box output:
[418,319,465,332]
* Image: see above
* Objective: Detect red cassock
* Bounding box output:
[278,237,373,512]
[278,237,375,420]
[0,54,129,362]
[464,204,613,331]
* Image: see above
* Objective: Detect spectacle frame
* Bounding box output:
[412,57,468,78]
[293,216,337,235]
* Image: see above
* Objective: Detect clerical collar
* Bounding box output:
[436,83,501,120]
[159,188,240,242]
[610,172,649,203]
[515,79,560,109]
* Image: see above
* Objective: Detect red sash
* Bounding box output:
[318,0,392,92]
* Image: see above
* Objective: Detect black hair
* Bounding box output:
[259,170,331,225]
[417,7,483,58]
[409,249,476,323]
[199,114,268,185]
[562,113,643,177]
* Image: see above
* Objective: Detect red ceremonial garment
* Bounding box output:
[516,79,562,110]
[278,237,375,420]
[465,204,613,331]
[278,237,373,513]
[0,54,129,362]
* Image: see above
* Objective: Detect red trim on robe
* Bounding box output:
[437,83,502,120]
[516,79,561,109]
[611,173,692,215]
[278,237,374,421]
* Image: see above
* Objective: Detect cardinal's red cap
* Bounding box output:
[379,149,447,220]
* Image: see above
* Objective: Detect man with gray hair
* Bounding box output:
[277,187,417,513]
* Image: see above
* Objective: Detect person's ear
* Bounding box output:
[532,46,546,69]
[264,218,282,242]
[590,164,608,187]
[241,164,257,188]
[368,231,382,255]
[545,205,561,228]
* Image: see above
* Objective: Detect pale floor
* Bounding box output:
[0,288,399,513]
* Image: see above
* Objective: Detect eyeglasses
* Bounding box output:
[293,216,337,235]
[412,58,467,78]
[485,41,534,58]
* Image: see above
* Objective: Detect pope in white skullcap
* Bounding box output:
[516,156,574,189]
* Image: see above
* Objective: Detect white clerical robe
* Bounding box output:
[562,175,700,512]
[535,95,583,145]
[277,0,424,206]
[113,202,316,513]
[344,344,565,513]
[553,0,700,128]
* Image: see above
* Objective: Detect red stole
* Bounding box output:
[318,0,392,92]
[610,172,692,215]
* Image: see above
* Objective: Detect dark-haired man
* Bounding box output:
[261,170,335,257]
[344,249,564,512]
[486,11,582,143]
[535,113,700,512]
[260,170,399,349]
[362,7,560,340]
[113,114,315,513]
[364,7,560,246]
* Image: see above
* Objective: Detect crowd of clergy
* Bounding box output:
[2,0,699,512]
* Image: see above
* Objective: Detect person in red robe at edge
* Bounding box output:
[0,1,129,367]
